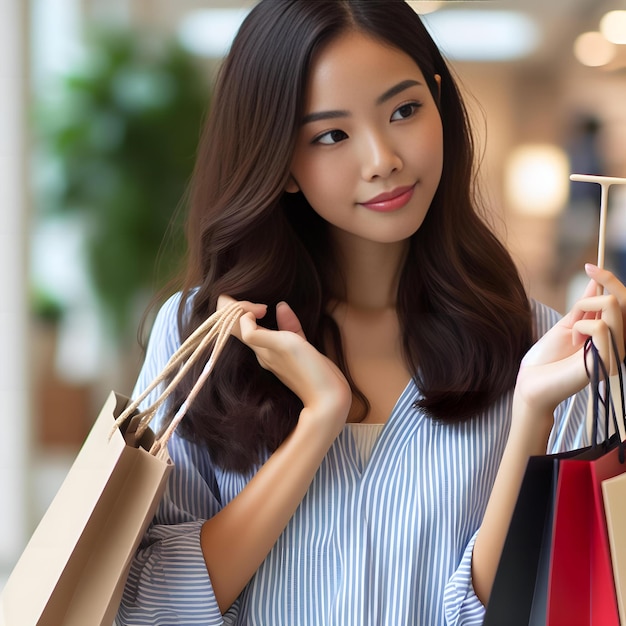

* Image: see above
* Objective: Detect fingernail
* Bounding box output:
[585,263,598,272]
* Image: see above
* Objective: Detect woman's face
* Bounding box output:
[288,30,444,247]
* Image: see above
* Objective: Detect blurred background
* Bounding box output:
[1,0,626,589]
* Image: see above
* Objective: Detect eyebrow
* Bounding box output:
[301,79,422,125]
[376,79,421,105]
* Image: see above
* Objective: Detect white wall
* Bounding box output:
[0,0,31,588]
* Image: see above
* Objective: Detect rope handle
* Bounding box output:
[584,331,626,463]
[109,301,244,456]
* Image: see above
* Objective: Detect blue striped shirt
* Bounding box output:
[117,296,588,626]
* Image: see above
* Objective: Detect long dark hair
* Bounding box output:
[168,0,532,472]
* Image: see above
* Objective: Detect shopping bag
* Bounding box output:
[546,437,624,626]
[486,336,625,626]
[483,448,583,626]
[0,302,243,626]
[546,338,626,626]
[602,471,626,626]
[0,391,171,626]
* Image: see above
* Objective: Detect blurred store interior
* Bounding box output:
[2,0,626,588]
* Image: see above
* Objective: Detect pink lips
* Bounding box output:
[360,184,416,212]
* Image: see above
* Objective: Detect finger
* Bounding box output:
[573,319,614,375]
[239,311,262,344]
[216,296,267,342]
[216,294,236,309]
[586,264,626,305]
[572,294,622,336]
[238,312,302,350]
[570,294,620,329]
[580,277,601,299]
[559,280,600,328]
[238,312,308,373]
[574,307,624,373]
[276,302,307,339]
[236,313,273,369]
[217,294,268,318]
[588,267,626,357]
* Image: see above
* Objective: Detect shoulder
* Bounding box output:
[148,289,198,351]
[530,299,562,340]
[132,290,197,404]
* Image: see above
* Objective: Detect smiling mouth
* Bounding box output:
[360,184,416,212]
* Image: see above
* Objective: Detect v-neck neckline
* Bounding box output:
[342,378,419,475]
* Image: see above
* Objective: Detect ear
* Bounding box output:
[434,74,441,103]
[285,175,300,194]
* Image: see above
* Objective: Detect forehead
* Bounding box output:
[304,31,426,105]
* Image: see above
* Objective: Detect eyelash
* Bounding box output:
[312,129,348,145]
[311,101,423,146]
[391,101,423,121]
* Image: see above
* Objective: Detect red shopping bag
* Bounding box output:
[547,338,626,626]
[547,439,624,625]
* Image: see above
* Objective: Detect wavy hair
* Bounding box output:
[168,0,532,472]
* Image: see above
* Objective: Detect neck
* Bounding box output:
[330,230,408,311]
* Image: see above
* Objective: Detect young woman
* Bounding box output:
[117,1,626,624]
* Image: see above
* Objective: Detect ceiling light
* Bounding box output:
[422,10,539,61]
[178,9,250,58]
[574,31,617,67]
[600,10,626,45]
[505,144,570,217]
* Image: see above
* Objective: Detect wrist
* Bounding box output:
[509,390,554,454]
[299,401,349,440]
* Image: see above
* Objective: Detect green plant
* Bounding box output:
[31,287,65,325]
[35,27,210,338]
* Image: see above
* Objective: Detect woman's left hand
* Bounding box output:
[474,263,626,605]
[514,264,626,419]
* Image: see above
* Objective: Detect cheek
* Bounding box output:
[419,120,444,162]
[413,127,444,188]
[298,158,347,200]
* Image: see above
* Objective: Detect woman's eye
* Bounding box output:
[391,102,422,121]
[314,129,348,145]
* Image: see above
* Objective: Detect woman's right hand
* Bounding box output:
[217,295,352,432]
[203,297,351,612]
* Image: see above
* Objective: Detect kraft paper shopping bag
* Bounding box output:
[0,391,172,626]
[602,471,626,626]
[0,302,244,626]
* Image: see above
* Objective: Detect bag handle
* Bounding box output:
[110,301,244,457]
[585,332,625,462]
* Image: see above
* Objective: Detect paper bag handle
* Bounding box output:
[110,301,244,456]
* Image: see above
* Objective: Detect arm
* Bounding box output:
[442,365,589,626]
[119,296,351,621]
[472,264,626,605]
[200,299,352,612]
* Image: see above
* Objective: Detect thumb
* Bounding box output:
[276,302,306,339]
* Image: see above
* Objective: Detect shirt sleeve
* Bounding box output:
[116,294,233,626]
[440,396,589,626]
[441,300,589,625]
[440,396,588,626]
[442,529,486,625]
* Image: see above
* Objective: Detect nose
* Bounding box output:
[360,131,403,181]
